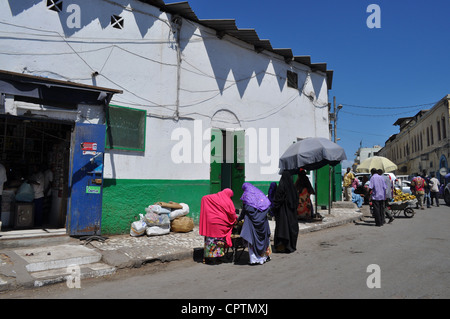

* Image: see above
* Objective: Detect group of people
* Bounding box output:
[199,169,313,265]
[0,162,53,228]
[343,166,442,228]
[410,171,441,209]
[344,167,395,226]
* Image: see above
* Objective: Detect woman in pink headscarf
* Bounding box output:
[199,188,237,264]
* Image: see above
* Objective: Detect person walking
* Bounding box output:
[369,168,386,227]
[422,171,431,208]
[343,167,355,201]
[429,172,440,207]
[380,169,394,224]
[411,174,426,210]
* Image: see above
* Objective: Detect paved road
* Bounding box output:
[2,203,449,300]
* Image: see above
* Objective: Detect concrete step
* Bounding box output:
[31,262,116,288]
[14,244,103,272]
[8,243,116,288]
[0,228,73,249]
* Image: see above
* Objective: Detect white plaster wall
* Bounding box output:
[0,0,330,182]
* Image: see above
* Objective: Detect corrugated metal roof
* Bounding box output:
[138,1,334,89]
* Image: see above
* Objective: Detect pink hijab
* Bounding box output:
[199,188,237,247]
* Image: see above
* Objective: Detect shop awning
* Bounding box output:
[0,70,122,109]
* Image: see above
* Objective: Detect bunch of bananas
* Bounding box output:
[393,188,416,202]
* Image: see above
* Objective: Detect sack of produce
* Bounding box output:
[171,216,194,233]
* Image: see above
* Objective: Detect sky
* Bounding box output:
[166,0,450,168]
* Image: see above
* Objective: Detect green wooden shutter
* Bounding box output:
[210,128,222,194]
[231,130,245,208]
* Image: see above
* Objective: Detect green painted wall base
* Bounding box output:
[102,179,210,234]
[101,179,277,235]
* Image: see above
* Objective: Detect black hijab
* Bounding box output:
[273,171,299,211]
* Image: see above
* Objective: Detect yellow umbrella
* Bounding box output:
[356,156,397,173]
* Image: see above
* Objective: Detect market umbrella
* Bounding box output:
[279,137,347,172]
[356,156,397,173]
[278,137,347,216]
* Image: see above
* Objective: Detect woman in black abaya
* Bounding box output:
[272,171,299,253]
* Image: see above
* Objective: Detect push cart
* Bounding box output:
[387,199,416,218]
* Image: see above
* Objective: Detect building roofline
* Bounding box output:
[139,1,334,89]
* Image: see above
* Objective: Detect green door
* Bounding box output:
[231,130,245,208]
[209,129,245,208]
[316,164,330,207]
[210,128,223,194]
[332,164,342,202]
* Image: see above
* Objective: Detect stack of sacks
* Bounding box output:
[129,202,192,237]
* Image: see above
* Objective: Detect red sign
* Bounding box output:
[81,142,97,151]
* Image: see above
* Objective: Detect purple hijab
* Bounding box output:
[240,182,271,211]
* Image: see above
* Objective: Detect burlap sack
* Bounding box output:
[155,201,183,209]
[170,216,194,233]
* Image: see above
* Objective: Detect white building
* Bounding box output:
[0,0,333,234]
[353,145,382,171]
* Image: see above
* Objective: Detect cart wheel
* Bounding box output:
[404,208,414,218]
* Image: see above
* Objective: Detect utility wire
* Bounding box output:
[341,102,437,109]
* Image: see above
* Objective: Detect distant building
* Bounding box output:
[377,95,449,181]
[353,145,382,171]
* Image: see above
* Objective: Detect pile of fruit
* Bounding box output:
[393,188,416,202]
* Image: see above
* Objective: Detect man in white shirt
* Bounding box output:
[429,172,440,207]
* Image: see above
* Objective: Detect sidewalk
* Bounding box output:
[0,202,363,292]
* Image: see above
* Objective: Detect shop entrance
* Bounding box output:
[210,128,245,209]
[0,116,72,231]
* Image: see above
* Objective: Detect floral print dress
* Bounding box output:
[204,236,228,258]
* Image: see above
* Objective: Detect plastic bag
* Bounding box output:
[145,211,170,226]
[146,224,170,236]
[169,203,189,220]
[144,211,159,225]
[15,182,35,202]
[146,204,171,215]
[130,214,147,237]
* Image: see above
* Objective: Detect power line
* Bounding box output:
[340,106,426,117]
[341,102,437,110]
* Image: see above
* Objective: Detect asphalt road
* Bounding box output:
[2,202,449,300]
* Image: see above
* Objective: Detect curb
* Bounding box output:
[1,209,362,292]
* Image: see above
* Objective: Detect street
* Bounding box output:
[2,203,449,300]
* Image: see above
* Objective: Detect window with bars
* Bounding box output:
[47,0,63,12]
[111,15,124,29]
[287,71,298,89]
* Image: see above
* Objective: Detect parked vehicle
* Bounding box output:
[395,180,411,195]
[445,183,450,205]
[355,173,370,184]
[442,173,450,205]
